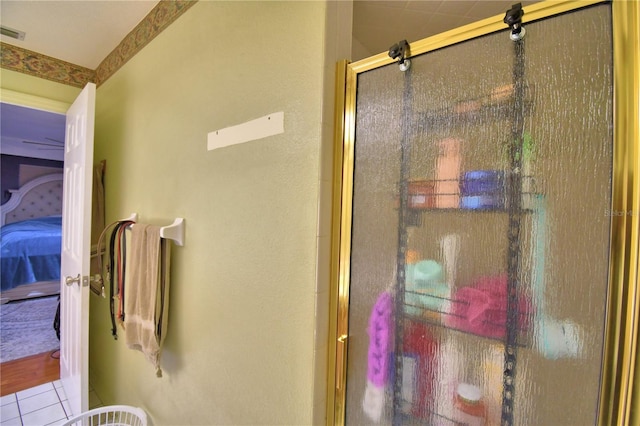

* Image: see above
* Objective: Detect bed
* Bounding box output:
[0,173,63,304]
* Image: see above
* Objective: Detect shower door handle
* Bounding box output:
[336,334,348,390]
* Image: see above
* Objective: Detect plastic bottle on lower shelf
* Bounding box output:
[452,383,487,426]
[403,320,439,419]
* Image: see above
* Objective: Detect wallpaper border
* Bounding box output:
[95,0,197,86]
[0,43,95,88]
[0,0,197,89]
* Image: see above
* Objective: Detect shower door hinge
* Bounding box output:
[388,40,411,71]
[504,3,526,41]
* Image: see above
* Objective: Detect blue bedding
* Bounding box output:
[1,216,62,291]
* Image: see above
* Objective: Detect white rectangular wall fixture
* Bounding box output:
[207,111,284,151]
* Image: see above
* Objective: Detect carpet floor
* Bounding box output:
[0,296,60,363]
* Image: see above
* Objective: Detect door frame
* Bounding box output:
[0,89,71,115]
[0,88,92,406]
[327,1,640,424]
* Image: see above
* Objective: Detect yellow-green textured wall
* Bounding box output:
[0,68,80,111]
[90,1,336,424]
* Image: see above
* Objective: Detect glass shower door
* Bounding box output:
[339,3,614,425]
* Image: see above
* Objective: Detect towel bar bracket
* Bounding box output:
[159,218,185,246]
[124,213,185,246]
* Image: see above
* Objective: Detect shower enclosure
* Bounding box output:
[328,1,639,425]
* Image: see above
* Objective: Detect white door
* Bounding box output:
[60,82,96,417]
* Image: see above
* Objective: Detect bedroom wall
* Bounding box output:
[90,1,350,424]
[0,70,79,205]
[0,155,63,205]
[0,69,80,109]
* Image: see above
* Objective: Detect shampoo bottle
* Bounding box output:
[435,138,461,208]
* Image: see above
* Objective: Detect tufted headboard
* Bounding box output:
[0,173,64,226]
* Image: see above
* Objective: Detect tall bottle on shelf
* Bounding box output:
[435,138,461,208]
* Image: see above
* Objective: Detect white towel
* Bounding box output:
[124,224,171,377]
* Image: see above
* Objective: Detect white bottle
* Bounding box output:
[453,383,487,426]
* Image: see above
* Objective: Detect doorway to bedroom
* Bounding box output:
[0,102,65,382]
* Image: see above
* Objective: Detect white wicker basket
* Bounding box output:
[59,405,147,426]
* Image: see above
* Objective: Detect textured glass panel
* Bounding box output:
[345,4,612,426]
[513,5,613,425]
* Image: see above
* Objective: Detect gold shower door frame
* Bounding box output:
[327,1,640,425]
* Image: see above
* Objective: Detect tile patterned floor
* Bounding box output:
[0,381,102,426]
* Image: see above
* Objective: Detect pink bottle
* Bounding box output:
[435,138,461,208]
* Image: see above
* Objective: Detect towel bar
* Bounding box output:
[122,213,185,246]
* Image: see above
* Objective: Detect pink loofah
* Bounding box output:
[366,291,393,387]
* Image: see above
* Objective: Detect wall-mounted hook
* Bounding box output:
[388,40,411,71]
[504,3,525,41]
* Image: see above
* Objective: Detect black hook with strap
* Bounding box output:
[504,3,526,41]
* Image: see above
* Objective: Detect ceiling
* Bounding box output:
[0,0,538,161]
[0,0,158,70]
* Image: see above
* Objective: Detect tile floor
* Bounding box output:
[0,381,102,426]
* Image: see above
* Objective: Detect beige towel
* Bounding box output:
[124,224,171,377]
